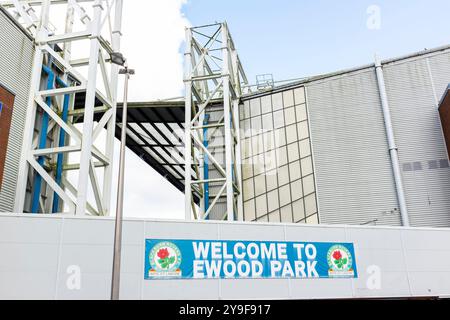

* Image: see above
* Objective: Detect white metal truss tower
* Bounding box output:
[184,22,248,221]
[1,0,123,215]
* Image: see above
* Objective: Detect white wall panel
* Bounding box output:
[0,214,450,300]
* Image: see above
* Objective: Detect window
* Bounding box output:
[250,98,261,117]
[299,139,311,158]
[291,179,304,201]
[288,142,300,162]
[280,205,293,222]
[304,193,317,216]
[294,87,306,105]
[265,170,278,191]
[284,107,296,126]
[269,210,281,223]
[272,93,283,111]
[296,104,307,122]
[255,194,267,217]
[289,161,301,181]
[261,95,272,114]
[276,146,288,167]
[262,113,273,130]
[240,88,318,227]
[243,101,251,119]
[244,200,256,221]
[301,156,313,177]
[254,174,266,197]
[251,116,262,133]
[303,174,316,195]
[243,179,254,200]
[267,190,279,213]
[283,90,295,108]
[279,184,291,207]
[262,131,275,152]
[292,200,305,222]
[273,110,285,129]
[286,124,297,144]
[297,121,309,140]
[278,165,290,186]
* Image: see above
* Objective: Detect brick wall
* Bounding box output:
[0,85,15,191]
[440,93,450,160]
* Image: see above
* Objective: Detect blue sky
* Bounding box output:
[183,0,450,85]
[118,1,450,219]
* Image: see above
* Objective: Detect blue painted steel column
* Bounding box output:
[52,77,70,213]
[203,115,210,217]
[31,66,55,213]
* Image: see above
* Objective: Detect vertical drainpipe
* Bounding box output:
[32,64,70,214]
[374,55,410,227]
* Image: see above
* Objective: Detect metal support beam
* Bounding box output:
[6,0,123,215]
[374,55,410,227]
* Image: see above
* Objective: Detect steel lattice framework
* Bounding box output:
[1,0,123,215]
[184,23,248,221]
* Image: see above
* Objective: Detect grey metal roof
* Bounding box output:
[113,101,194,200]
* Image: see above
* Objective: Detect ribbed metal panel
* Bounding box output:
[383,52,450,227]
[0,10,34,212]
[306,69,401,226]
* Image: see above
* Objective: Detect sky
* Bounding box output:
[109,0,450,220]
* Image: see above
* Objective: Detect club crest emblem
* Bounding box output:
[148,241,182,278]
[327,245,355,277]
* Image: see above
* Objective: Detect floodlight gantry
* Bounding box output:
[184,22,248,221]
[1,0,123,215]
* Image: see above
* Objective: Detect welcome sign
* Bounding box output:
[144,239,357,280]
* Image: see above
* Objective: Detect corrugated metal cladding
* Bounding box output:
[0,10,34,212]
[383,50,450,228]
[439,89,450,160]
[306,69,401,226]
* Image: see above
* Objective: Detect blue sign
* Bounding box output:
[0,101,3,116]
[144,239,357,280]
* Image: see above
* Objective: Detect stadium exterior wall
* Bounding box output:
[241,46,450,228]
[0,213,450,300]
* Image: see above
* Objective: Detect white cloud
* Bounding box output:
[110,0,190,219]
[39,1,189,219]
[118,0,190,101]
